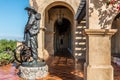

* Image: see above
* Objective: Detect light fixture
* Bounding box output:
[57,9,64,25]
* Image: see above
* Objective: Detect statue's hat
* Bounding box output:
[25,7,37,13]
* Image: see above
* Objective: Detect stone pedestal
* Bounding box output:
[84,29,117,80]
[19,65,48,80]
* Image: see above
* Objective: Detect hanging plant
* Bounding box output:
[103,0,120,11]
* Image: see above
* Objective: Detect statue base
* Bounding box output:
[18,64,48,79]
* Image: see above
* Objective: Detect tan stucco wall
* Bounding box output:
[30,0,80,58]
[29,0,120,80]
[30,0,80,13]
[86,0,118,29]
[84,0,118,80]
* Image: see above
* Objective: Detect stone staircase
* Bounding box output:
[75,19,86,60]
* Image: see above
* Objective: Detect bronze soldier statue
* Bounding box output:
[23,6,41,66]
[23,7,40,66]
[14,7,46,67]
[13,7,48,80]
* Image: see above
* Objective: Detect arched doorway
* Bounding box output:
[54,18,71,56]
[44,4,74,56]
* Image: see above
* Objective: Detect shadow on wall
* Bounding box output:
[89,0,118,29]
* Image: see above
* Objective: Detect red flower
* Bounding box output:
[110,0,115,4]
[117,4,120,11]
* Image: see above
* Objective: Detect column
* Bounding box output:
[37,13,46,59]
[84,29,116,80]
[84,0,117,80]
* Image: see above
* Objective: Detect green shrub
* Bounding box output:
[0,39,16,53]
[0,52,14,66]
[0,39,16,66]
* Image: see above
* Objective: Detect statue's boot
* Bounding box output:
[28,60,38,66]
[21,62,30,66]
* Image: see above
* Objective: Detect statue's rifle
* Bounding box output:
[24,21,35,39]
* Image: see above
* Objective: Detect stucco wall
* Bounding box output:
[30,0,80,57]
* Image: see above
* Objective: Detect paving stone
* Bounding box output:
[0,57,119,80]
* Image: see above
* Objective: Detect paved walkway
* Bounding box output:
[0,56,120,80]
